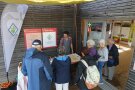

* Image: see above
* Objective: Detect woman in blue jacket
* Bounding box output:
[52,46,71,90]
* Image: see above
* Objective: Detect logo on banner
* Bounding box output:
[8,23,18,36]
[47,34,52,40]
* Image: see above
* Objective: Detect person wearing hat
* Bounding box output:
[21,39,53,90]
[52,46,71,90]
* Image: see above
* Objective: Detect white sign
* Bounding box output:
[42,28,57,48]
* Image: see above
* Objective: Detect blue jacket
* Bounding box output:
[52,55,71,84]
[22,48,53,90]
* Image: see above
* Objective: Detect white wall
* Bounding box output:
[112,26,121,37]
[121,27,130,38]
[112,24,130,39]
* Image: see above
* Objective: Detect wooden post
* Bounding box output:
[74,4,77,52]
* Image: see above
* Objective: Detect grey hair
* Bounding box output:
[87,39,95,46]
[99,39,106,45]
[58,46,66,55]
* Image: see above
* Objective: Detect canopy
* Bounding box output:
[0,0,94,5]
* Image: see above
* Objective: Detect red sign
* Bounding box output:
[24,28,42,49]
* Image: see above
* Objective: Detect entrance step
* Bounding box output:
[98,79,118,90]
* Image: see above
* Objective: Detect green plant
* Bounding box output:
[128,38,132,42]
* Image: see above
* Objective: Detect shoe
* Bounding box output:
[103,74,108,77]
[106,79,113,84]
[104,76,108,80]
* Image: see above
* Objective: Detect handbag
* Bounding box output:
[107,58,115,67]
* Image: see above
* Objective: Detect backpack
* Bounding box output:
[81,60,100,89]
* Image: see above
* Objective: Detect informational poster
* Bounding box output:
[24,29,42,49]
[42,28,57,48]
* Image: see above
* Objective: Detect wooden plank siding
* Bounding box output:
[0,2,79,83]
[79,0,135,20]
[126,49,135,90]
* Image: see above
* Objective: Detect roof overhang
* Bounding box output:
[0,0,94,5]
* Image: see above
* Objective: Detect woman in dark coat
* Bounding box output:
[52,46,71,90]
[105,38,119,81]
[75,47,98,90]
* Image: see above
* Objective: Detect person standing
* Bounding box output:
[52,46,71,90]
[17,62,28,90]
[104,38,119,81]
[87,39,97,57]
[97,39,108,84]
[59,31,73,55]
[75,47,98,90]
[22,39,53,90]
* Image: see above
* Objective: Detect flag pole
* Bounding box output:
[6,72,9,82]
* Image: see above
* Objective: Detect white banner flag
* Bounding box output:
[1,4,28,72]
